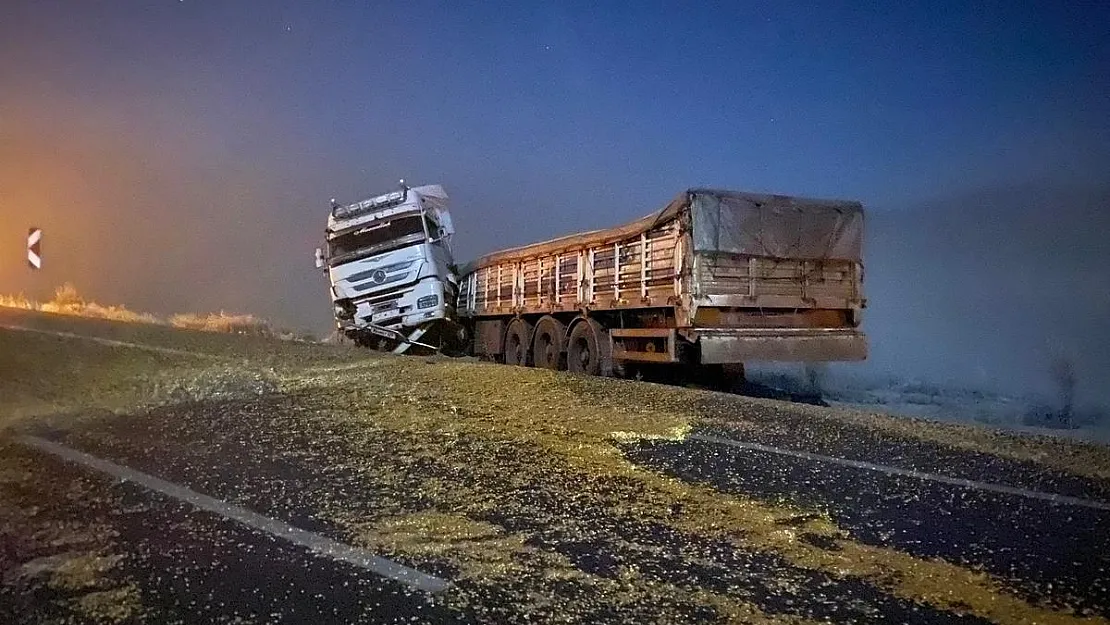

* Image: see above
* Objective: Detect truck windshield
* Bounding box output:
[328,214,427,259]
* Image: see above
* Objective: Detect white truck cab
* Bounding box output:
[316,182,459,353]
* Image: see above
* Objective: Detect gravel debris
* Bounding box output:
[2,309,1109,624]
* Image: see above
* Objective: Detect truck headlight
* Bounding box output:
[417,294,439,309]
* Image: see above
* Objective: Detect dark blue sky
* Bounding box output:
[2,1,1108,396]
[6,3,1108,211]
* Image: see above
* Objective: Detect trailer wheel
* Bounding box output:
[567,318,610,376]
[503,319,532,366]
[532,316,566,370]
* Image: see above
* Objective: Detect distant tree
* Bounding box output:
[804,364,826,396]
[1050,356,1077,426]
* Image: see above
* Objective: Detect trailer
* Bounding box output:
[457,188,866,382]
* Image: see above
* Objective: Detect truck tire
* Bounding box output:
[567,318,611,376]
[503,319,532,366]
[532,316,566,370]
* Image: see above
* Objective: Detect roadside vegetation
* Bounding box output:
[0,283,313,341]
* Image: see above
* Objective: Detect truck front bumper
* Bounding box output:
[338,279,450,333]
[693,327,867,364]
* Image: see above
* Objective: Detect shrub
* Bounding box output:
[169,312,275,336]
[52,282,84,308]
[0,293,36,310]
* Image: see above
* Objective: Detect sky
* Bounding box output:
[1,1,1108,400]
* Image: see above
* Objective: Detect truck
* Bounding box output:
[314,182,460,353]
[316,184,867,388]
[455,188,866,385]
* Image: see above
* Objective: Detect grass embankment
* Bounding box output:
[2,309,1109,624]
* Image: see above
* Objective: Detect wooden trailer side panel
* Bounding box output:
[460,218,684,317]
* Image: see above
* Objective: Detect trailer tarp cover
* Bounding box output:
[690,190,863,261]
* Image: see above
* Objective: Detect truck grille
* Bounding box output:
[372,300,400,313]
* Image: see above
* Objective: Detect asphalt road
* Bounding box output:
[5,397,1107,624]
[2,316,1109,624]
[0,407,984,625]
[623,431,1110,615]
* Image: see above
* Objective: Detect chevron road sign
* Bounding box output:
[27,228,41,269]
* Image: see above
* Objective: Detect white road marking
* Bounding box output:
[18,435,450,594]
[0,324,215,358]
[689,433,1110,512]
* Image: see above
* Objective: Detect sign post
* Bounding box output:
[27,228,41,270]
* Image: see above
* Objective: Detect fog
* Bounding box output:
[857,182,1110,406]
[0,102,334,327]
[2,2,1107,420]
[2,96,1108,409]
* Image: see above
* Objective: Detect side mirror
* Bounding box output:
[435,210,455,237]
[314,248,325,269]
